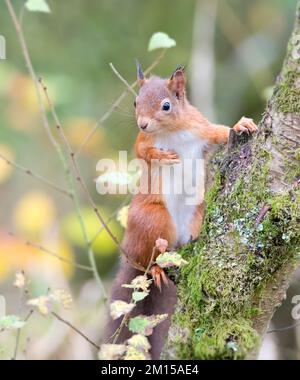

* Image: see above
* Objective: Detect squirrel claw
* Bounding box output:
[159,150,180,166]
[233,116,258,135]
[150,265,169,291]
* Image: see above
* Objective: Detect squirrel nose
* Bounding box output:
[140,123,148,130]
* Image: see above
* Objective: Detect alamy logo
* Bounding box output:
[0,295,5,317]
[291,295,300,320]
[0,35,6,60]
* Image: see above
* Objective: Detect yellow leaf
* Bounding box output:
[51,289,73,310]
[124,346,147,360]
[14,191,56,236]
[27,295,51,315]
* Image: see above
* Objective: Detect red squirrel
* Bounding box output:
[106,64,258,359]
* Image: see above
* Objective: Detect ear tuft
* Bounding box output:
[170,65,185,79]
[168,65,186,96]
[136,59,145,87]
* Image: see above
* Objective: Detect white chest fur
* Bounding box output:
[154,130,206,246]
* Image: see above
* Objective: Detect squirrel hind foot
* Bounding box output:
[150,264,169,291]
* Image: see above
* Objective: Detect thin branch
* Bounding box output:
[39,78,145,273]
[12,309,34,360]
[76,49,166,154]
[89,194,131,245]
[5,0,59,150]
[5,0,108,300]
[0,153,72,198]
[7,232,93,272]
[109,63,137,96]
[12,280,25,360]
[51,311,100,350]
[112,313,130,345]
[110,246,157,344]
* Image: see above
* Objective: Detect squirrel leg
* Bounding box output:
[122,196,177,268]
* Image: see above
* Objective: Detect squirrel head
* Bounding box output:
[134,62,188,134]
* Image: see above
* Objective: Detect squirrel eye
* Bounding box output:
[133,100,136,108]
[162,101,171,111]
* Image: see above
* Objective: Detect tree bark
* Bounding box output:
[163,1,300,360]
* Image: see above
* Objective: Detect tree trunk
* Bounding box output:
[163,1,300,360]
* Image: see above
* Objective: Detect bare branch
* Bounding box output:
[76,49,166,154]
[0,153,72,198]
[5,0,108,299]
[51,312,100,350]
[39,78,145,273]
[109,63,137,96]
[7,232,93,272]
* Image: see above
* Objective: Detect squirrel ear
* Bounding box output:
[136,59,145,87]
[168,66,186,97]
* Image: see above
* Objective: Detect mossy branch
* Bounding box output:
[163,1,300,360]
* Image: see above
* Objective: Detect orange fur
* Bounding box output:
[125,69,257,269]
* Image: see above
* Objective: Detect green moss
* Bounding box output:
[168,137,300,360]
[275,70,300,114]
[295,148,300,161]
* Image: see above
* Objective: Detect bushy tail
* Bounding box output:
[105,257,177,359]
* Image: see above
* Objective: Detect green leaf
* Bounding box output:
[148,32,176,52]
[156,251,188,268]
[128,316,150,335]
[0,315,25,330]
[128,314,168,336]
[25,0,51,13]
[132,291,148,302]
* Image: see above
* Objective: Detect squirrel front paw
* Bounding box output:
[159,150,180,166]
[233,116,258,135]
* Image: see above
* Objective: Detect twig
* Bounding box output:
[109,63,137,96]
[110,245,156,344]
[12,279,25,360]
[39,78,145,273]
[0,153,72,198]
[39,78,124,291]
[112,313,130,345]
[5,0,60,150]
[89,194,131,245]
[5,0,108,300]
[51,311,100,350]
[7,232,93,272]
[12,309,34,360]
[76,49,166,154]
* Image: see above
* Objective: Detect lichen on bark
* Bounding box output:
[162,1,300,360]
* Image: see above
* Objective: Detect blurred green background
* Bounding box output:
[0,0,299,359]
